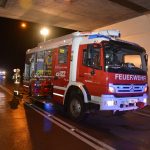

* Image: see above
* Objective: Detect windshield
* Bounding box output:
[104,41,147,75]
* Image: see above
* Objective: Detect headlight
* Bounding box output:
[109,86,115,93]
[107,100,116,106]
[2,71,6,75]
[144,86,148,92]
[143,98,147,103]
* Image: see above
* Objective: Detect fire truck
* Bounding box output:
[23,30,148,120]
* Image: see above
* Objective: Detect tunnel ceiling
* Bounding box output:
[0,0,150,31]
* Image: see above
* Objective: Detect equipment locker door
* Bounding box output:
[52,46,71,104]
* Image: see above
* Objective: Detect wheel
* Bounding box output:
[67,93,85,121]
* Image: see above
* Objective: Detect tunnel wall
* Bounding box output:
[95,14,150,102]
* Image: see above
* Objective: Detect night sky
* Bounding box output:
[0,17,74,78]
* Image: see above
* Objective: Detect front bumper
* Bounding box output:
[100,94,148,111]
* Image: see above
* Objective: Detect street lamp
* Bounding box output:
[40,27,49,42]
[20,22,27,29]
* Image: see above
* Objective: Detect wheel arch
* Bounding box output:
[63,82,91,109]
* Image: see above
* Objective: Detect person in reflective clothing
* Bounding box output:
[10,68,21,109]
[12,68,21,96]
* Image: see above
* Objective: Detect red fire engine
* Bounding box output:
[23,30,148,120]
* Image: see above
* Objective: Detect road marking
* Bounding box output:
[0,84,112,150]
[53,92,64,97]
[25,102,116,150]
[2,85,150,148]
[134,111,150,118]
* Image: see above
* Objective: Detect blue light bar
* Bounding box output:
[88,34,111,40]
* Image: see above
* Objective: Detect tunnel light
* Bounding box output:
[40,27,49,42]
[21,22,27,29]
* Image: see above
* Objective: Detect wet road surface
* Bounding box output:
[0,80,150,150]
[0,81,97,150]
[0,84,32,149]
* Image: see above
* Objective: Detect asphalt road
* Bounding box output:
[0,80,150,150]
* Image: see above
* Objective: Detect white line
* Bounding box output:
[45,109,115,150]
[0,85,13,96]
[23,85,29,88]
[53,115,115,150]
[134,111,150,117]
[53,86,66,91]
[26,103,102,150]
[25,102,115,150]
[53,92,64,97]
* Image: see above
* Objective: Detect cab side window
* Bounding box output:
[83,44,101,69]
[58,46,68,64]
[24,53,35,80]
[44,50,53,76]
[36,51,44,76]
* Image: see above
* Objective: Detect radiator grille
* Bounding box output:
[111,84,146,93]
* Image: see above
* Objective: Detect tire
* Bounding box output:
[67,93,85,121]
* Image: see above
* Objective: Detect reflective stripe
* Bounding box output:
[53,93,64,97]
[14,90,19,95]
[23,85,29,88]
[53,86,66,91]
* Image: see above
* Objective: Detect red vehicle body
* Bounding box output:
[23,30,148,119]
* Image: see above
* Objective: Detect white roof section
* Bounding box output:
[26,30,120,54]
